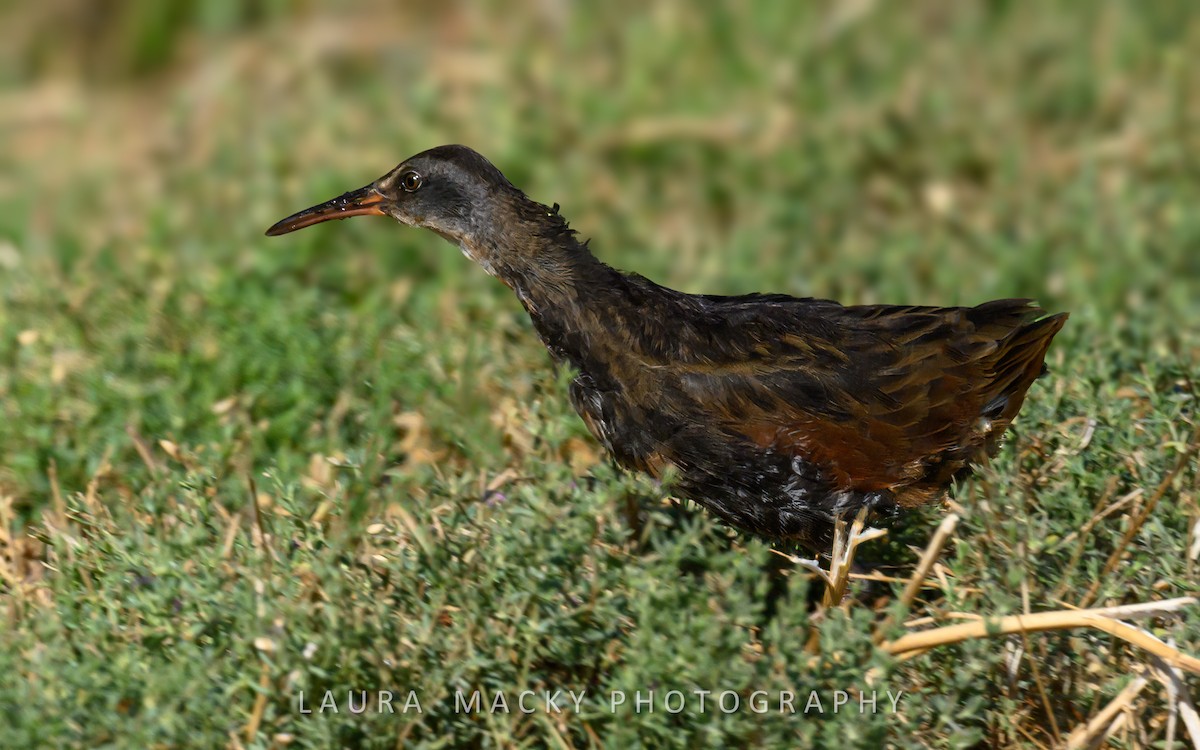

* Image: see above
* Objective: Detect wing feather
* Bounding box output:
[667,298,1065,492]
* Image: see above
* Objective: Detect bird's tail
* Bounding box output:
[980,308,1068,443]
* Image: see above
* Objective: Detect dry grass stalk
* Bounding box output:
[883,597,1200,675]
[1147,654,1200,749]
[872,513,959,644]
[1063,672,1148,749]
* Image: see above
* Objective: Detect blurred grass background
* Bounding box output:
[1,1,1198,747]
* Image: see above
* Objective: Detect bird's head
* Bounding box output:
[266,145,529,268]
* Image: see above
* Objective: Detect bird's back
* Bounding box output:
[570,279,1067,544]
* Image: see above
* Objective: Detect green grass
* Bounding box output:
[1,1,1198,747]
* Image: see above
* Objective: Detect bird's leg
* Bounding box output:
[761,544,799,622]
[824,507,888,606]
[621,489,645,545]
[787,507,887,607]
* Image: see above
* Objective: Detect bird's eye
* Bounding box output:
[400,171,423,192]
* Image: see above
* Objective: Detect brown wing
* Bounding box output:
[673,299,1067,499]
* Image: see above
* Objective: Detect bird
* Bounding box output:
[266,144,1067,550]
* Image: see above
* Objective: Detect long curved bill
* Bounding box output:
[265,185,387,236]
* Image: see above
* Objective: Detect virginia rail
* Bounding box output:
[267,145,1067,549]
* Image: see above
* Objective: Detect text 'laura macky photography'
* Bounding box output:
[296,687,906,717]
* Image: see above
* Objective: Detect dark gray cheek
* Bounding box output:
[387,207,420,225]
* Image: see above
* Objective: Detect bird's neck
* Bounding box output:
[457,200,631,373]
